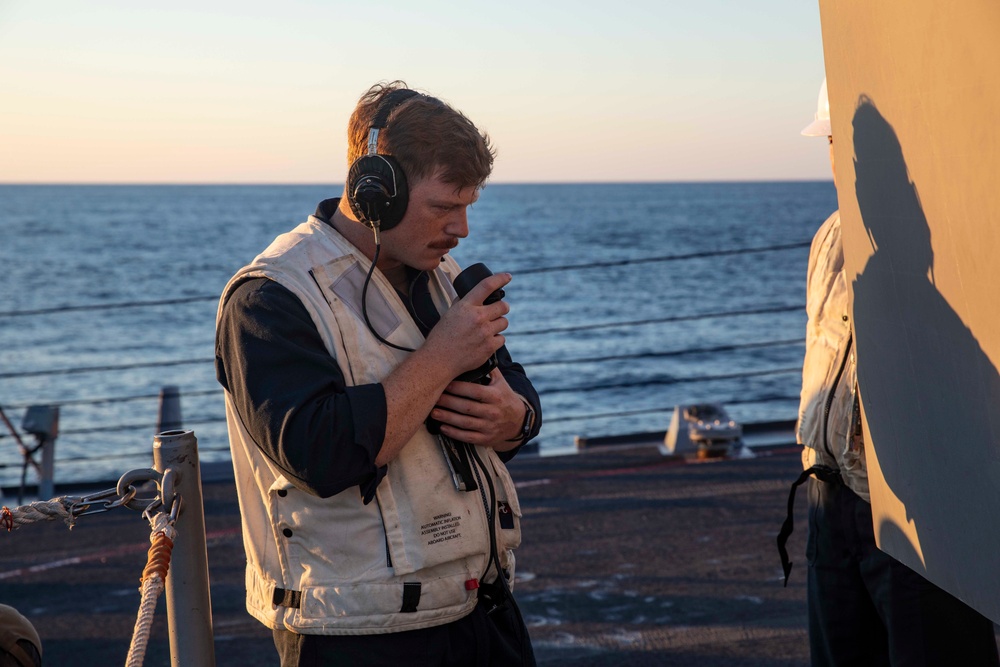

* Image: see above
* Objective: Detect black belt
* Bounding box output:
[776,464,842,587]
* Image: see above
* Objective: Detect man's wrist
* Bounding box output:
[505,395,536,443]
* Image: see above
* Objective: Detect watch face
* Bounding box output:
[521,403,535,437]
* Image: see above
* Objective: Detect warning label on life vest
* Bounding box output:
[421,512,462,545]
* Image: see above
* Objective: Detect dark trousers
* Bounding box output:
[272,590,534,667]
[807,477,999,667]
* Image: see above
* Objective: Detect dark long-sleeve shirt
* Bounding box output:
[216,269,540,502]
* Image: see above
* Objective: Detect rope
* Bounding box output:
[0,498,77,531]
[126,512,176,667]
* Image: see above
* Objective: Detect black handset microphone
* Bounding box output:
[452,262,505,382]
[426,262,505,435]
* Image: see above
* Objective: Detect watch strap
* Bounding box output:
[505,395,535,443]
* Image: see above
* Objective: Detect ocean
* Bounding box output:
[0,182,836,487]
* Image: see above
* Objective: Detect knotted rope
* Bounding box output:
[125,511,177,667]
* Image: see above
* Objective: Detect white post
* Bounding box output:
[153,429,215,667]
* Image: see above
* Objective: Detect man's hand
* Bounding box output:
[424,273,512,379]
[378,272,513,466]
[430,368,526,451]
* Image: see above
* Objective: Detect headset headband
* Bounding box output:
[366,89,421,157]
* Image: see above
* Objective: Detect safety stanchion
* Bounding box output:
[153,429,215,667]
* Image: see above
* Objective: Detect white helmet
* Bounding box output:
[801,77,831,137]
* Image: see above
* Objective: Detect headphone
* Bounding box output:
[346,88,421,231]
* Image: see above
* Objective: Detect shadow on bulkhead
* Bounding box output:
[850,96,1000,598]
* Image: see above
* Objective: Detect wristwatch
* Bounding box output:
[506,396,536,443]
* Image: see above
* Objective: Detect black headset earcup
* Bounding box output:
[347,154,409,231]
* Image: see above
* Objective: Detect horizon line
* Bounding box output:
[0,178,835,187]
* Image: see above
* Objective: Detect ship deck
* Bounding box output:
[1,442,815,666]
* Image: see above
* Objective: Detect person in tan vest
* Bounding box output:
[216,81,540,666]
[780,76,999,667]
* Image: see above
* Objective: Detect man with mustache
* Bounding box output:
[216,81,540,666]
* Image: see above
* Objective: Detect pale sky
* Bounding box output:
[0,0,830,184]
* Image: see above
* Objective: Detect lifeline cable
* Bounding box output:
[543,393,801,424]
[521,338,803,368]
[0,366,803,449]
[513,240,812,276]
[0,240,811,319]
[0,306,804,380]
[1,388,221,411]
[539,366,802,396]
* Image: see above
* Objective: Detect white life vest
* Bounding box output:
[216,217,523,634]
[797,211,869,501]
